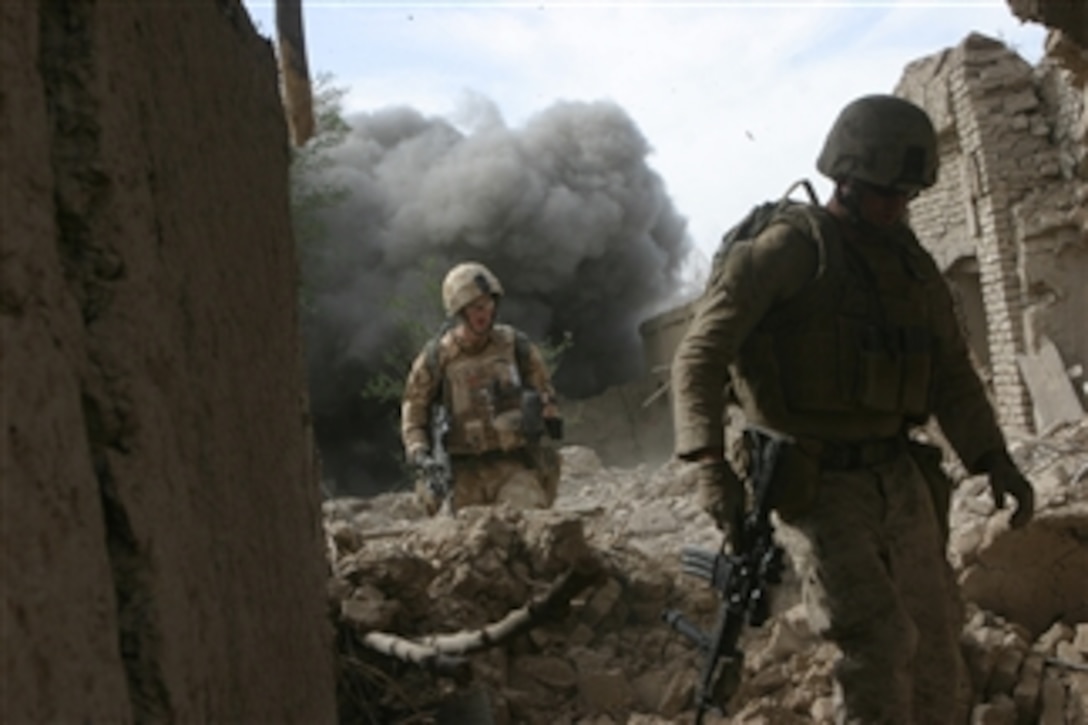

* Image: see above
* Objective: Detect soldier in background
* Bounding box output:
[671,95,1035,723]
[401,262,563,514]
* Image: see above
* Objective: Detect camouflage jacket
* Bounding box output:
[401,324,557,458]
[672,207,1006,473]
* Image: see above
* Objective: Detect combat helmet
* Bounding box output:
[817,95,938,193]
[442,262,503,317]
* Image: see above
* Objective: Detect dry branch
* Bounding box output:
[359,632,472,679]
[360,560,603,671]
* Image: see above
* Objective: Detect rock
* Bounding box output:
[1035,621,1075,655]
[322,417,1088,723]
[582,577,624,627]
[340,584,400,631]
[1013,652,1045,723]
[630,668,670,712]
[578,669,636,712]
[1039,668,1067,725]
[1066,672,1088,724]
[657,667,696,718]
[986,646,1025,699]
[810,696,836,722]
[512,655,578,691]
[1075,624,1088,655]
[750,605,813,670]
[970,694,1018,724]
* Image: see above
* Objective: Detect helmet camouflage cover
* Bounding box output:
[442,262,504,317]
[817,94,938,192]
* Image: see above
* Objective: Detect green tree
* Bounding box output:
[360,257,449,405]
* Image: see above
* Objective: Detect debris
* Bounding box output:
[328,419,1088,723]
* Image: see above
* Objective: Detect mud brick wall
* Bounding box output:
[2,1,336,720]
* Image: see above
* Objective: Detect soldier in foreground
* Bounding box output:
[671,95,1035,723]
[401,262,563,514]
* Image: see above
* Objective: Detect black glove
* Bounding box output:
[979,449,1035,528]
[692,460,745,549]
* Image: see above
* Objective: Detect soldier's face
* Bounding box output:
[854,181,914,228]
[462,295,496,335]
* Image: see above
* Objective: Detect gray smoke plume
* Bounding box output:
[300,98,692,494]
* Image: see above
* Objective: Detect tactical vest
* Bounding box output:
[426,325,533,455]
[731,207,939,440]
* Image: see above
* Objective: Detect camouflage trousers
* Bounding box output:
[774,451,968,725]
[443,445,560,512]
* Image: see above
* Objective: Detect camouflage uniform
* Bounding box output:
[672,193,1006,721]
[669,95,1031,722]
[402,323,561,512]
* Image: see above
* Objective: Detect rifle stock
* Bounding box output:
[662,428,790,723]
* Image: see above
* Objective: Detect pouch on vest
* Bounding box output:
[856,323,902,412]
[898,326,933,416]
[852,323,933,415]
[520,389,545,442]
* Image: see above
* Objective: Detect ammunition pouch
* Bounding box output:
[519,389,545,442]
[854,324,932,416]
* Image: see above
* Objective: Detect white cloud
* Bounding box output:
[246,1,1046,262]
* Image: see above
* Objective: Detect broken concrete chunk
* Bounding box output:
[1013,652,1045,723]
[581,577,623,627]
[970,693,1017,725]
[577,669,635,712]
[986,646,1025,699]
[1039,668,1066,725]
[512,654,577,691]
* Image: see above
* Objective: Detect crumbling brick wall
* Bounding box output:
[898,33,1087,434]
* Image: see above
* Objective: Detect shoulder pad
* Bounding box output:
[424,329,458,377]
[766,204,832,279]
[712,179,824,269]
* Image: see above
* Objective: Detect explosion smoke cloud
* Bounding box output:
[301,97,693,493]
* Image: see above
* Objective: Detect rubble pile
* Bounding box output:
[324,419,1088,724]
[951,420,1088,637]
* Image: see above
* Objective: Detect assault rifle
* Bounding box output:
[420,402,453,503]
[662,427,790,724]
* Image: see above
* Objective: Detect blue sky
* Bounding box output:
[243,1,1046,266]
